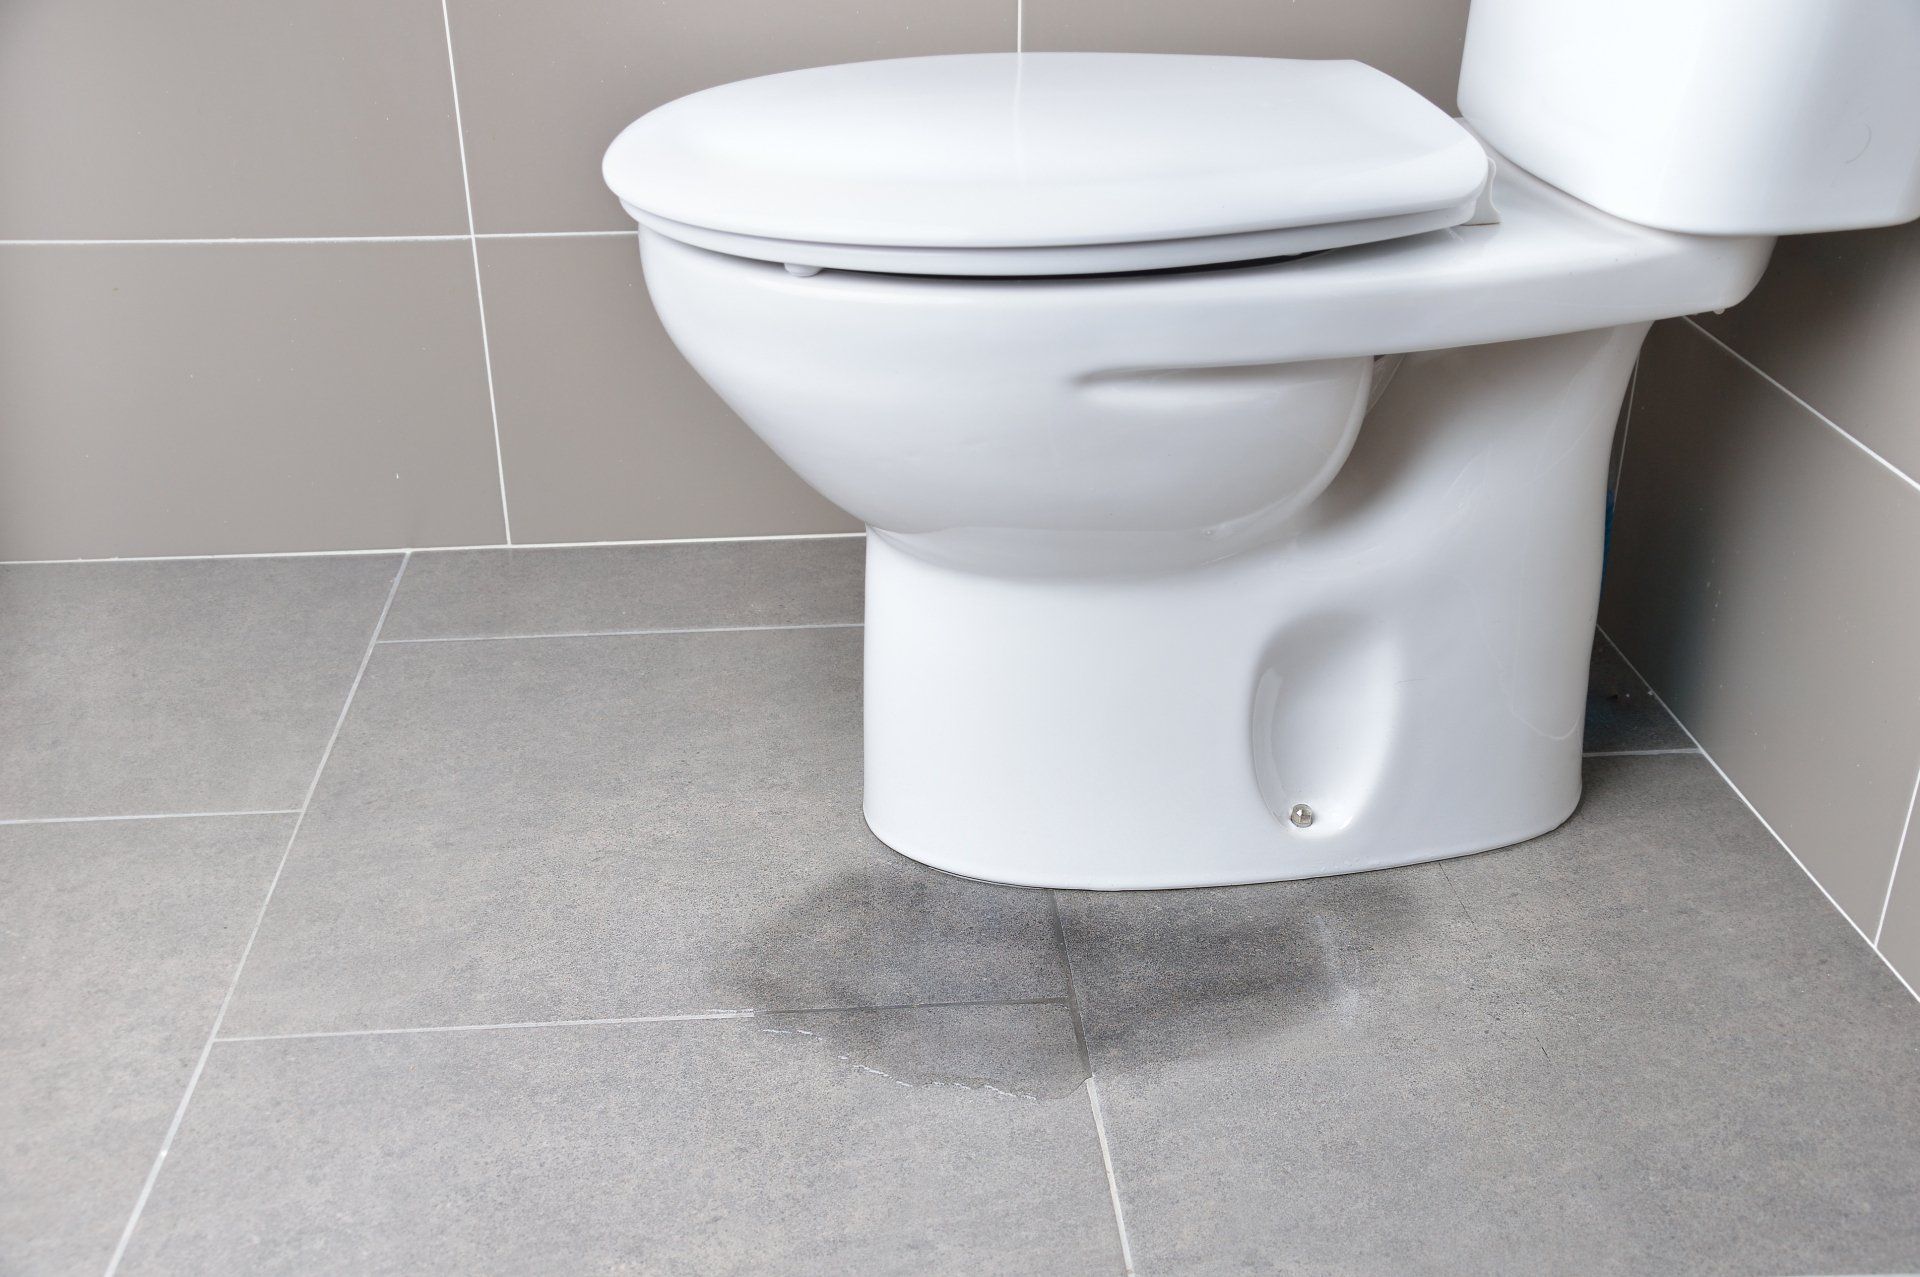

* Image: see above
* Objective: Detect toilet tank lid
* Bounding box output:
[603,53,1490,251]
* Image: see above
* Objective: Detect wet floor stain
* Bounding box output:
[717,847,1465,1098]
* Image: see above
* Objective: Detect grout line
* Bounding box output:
[1683,317,1920,497]
[1872,757,1920,947]
[0,231,632,247]
[1581,748,1699,757]
[377,620,863,645]
[1084,1075,1133,1275]
[410,532,864,552]
[102,552,411,1277]
[215,996,1071,1044]
[0,809,299,828]
[758,995,1069,1017]
[219,1010,758,1044]
[1596,626,1920,1004]
[0,234,469,247]
[1050,895,1137,1276]
[438,0,512,545]
[474,230,632,240]
[0,531,863,568]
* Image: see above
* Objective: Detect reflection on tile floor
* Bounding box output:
[3,540,1917,1276]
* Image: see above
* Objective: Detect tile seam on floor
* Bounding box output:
[212,997,1073,1044]
[437,0,512,544]
[101,550,412,1277]
[378,620,864,645]
[217,1010,757,1043]
[1596,626,1920,1004]
[0,531,862,568]
[1871,757,1920,946]
[0,809,300,828]
[757,995,1069,1017]
[1682,317,1920,497]
[1049,894,1138,1276]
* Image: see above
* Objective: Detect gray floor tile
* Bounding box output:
[1443,759,1920,1277]
[1,815,293,1276]
[383,537,864,641]
[1443,752,1920,1267]
[1067,756,1920,1275]
[1096,1008,1577,1277]
[0,556,402,819]
[119,1005,1121,1276]
[224,628,1064,1035]
[1056,865,1565,1276]
[1583,634,1692,753]
[1445,756,1906,1035]
[1057,860,1492,1068]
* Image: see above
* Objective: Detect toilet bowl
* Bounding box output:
[604,12,1920,888]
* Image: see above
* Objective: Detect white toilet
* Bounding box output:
[604,0,1920,889]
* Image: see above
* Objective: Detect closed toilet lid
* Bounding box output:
[604,53,1490,275]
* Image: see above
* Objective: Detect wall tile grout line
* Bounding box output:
[1049,894,1138,1276]
[0,231,634,247]
[1682,316,1920,497]
[471,230,633,240]
[1871,758,1920,946]
[212,996,1074,1045]
[378,620,863,646]
[0,531,863,569]
[0,809,300,828]
[1596,625,1920,1004]
[100,551,412,1277]
[438,0,514,544]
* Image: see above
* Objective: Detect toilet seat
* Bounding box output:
[604,53,1492,276]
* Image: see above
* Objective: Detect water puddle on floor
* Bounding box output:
[752,1002,1088,1102]
[715,861,1091,1101]
[716,852,1454,1099]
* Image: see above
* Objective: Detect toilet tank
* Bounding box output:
[1457,0,1920,235]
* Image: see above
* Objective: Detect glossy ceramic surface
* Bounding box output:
[605,54,1487,265]
[621,202,1481,278]
[641,153,1767,573]
[861,325,1644,886]
[1460,0,1920,235]
[631,151,1769,885]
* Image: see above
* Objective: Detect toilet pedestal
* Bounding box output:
[861,324,1647,888]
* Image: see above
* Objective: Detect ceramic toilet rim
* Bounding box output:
[620,196,1483,279]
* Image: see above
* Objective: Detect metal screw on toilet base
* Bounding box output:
[1289,803,1315,829]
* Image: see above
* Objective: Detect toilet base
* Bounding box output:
[859,324,1646,889]
[865,795,1584,891]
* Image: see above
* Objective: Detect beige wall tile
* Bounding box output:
[1024,0,1471,112]
[1877,834,1920,989]
[0,1,467,239]
[1600,320,1920,927]
[477,236,858,544]
[0,244,505,560]
[447,0,1015,235]
[1695,221,1920,483]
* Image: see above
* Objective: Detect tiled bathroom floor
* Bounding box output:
[5,538,1920,1276]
